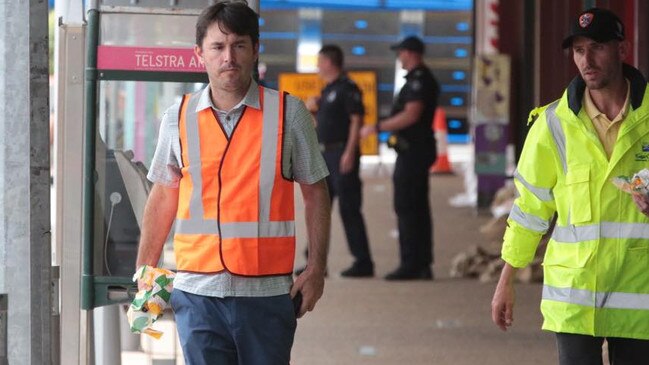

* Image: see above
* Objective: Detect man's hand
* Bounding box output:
[632,193,649,216]
[339,151,354,174]
[305,96,320,113]
[290,266,325,318]
[491,262,516,331]
[359,124,377,139]
[137,279,147,292]
[134,265,152,291]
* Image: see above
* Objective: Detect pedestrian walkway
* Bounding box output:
[122,144,556,365]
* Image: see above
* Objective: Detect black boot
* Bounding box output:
[340,262,374,278]
[384,266,433,281]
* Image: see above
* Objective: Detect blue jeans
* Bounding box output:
[171,290,297,365]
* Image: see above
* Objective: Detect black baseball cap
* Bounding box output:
[390,36,425,54]
[561,8,624,49]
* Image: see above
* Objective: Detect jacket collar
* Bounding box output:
[567,63,647,116]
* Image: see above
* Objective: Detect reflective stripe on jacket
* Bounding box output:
[502,64,649,339]
[174,86,296,276]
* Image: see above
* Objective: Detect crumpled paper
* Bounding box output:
[127,265,175,339]
[612,168,649,196]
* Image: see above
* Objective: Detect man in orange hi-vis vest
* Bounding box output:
[135,2,331,364]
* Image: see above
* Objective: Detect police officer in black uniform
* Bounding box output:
[361,36,439,280]
[305,44,374,277]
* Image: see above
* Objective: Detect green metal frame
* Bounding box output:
[82,7,210,309]
[81,7,100,310]
[84,8,138,310]
[93,276,139,308]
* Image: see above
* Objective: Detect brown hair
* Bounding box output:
[195,1,259,47]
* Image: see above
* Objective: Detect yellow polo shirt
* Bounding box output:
[583,80,630,159]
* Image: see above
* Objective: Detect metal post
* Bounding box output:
[93,305,121,365]
[82,7,100,312]
[55,22,87,365]
[54,1,88,363]
[82,6,101,365]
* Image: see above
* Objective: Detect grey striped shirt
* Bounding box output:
[147,80,328,297]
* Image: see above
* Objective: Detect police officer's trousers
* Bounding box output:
[393,150,433,270]
[322,146,373,268]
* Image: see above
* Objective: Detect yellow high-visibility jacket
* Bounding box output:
[502,64,649,339]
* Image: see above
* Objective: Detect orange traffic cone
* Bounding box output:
[430,107,453,174]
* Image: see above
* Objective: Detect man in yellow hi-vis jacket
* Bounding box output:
[491,8,649,364]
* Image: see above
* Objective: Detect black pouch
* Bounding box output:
[387,135,410,152]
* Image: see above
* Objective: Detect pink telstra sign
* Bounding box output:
[97,45,206,72]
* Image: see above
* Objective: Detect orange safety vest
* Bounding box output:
[173,86,296,276]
